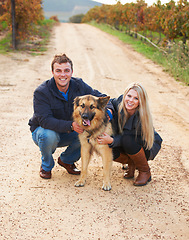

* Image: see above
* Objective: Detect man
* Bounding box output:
[28,53,109,179]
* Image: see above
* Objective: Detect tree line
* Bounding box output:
[0,0,44,48]
[1,0,188,49]
[82,0,189,44]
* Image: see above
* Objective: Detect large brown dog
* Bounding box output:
[73,95,113,191]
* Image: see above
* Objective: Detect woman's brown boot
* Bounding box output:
[123,157,135,179]
[114,153,130,171]
[128,148,151,186]
[113,153,130,164]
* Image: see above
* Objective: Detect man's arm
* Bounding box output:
[34,89,73,133]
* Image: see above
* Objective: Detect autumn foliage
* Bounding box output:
[82,0,189,43]
[0,0,44,40]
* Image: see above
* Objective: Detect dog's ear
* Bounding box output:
[97,96,110,109]
[74,96,80,106]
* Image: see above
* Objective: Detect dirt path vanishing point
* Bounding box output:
[0,23,189,240]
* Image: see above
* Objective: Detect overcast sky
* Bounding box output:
[93,0,174,6]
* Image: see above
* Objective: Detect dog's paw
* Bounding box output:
[75,179,86,187]
[102,182,111,191]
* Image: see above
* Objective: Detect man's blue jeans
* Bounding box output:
[32,127,81,171]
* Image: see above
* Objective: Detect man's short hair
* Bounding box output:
[51,54,73,71]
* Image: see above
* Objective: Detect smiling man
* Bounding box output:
[28,54,109,179]
[53,62,72,92]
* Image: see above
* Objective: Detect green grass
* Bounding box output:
[0,21,8,31]
[0,33,12,54]
[89,21,189,86]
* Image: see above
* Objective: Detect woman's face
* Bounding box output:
[124,89,139,115]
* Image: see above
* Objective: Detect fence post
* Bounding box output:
[11,0,16,49]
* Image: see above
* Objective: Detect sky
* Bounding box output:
[92,0,174,6]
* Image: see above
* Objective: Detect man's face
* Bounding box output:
[52,62,73,93]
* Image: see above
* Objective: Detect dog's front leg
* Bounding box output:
[101,146,112,191]
[75,143,91,187]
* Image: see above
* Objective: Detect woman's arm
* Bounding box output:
[97,133,113,145]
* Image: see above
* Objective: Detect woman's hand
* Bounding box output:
[97,133,113,145]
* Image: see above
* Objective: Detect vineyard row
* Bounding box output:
[82,0,189,44]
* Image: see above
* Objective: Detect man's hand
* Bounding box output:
[72,122,84,134]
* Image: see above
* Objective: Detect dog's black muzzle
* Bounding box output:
[81,112,95,126]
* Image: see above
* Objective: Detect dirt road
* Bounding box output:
[0,23,188,239]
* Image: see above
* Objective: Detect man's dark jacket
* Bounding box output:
[28,77,106,133]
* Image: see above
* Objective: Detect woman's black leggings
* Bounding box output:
[113,134,150,160]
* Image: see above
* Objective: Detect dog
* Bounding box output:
[73,95,113,191]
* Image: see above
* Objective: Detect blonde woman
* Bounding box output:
[98,83,162,186]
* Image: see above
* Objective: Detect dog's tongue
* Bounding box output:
[83,119,91,126]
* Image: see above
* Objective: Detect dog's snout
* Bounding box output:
[81,113,89,120]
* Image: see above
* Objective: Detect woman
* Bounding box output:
[98,83,162,186]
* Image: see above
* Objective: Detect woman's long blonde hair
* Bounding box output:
[118,83,154,150]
